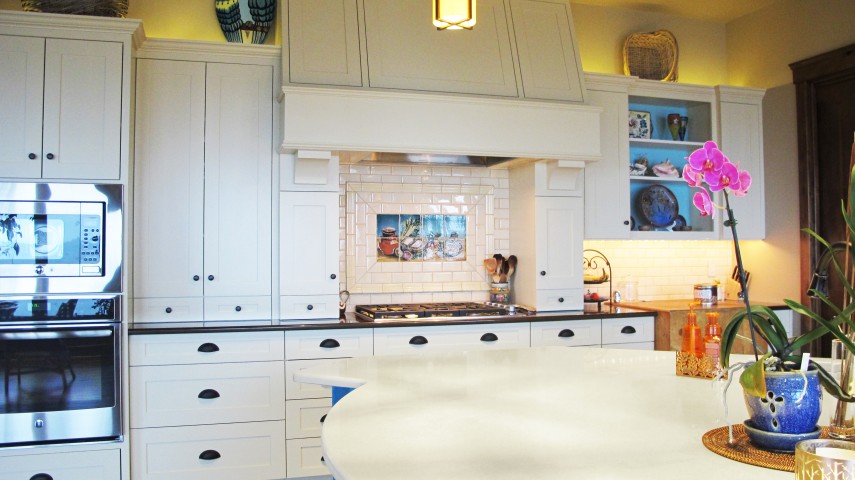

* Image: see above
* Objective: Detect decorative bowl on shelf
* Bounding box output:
[21,0,128,17]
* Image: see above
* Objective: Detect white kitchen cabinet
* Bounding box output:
[130,331,285,366]
[0,449,119,480]
[0,12,139,180]
[584,74,633,239]
[280,192,339,301]
[530,319,601,347]
[286,0,362,86]
[717,86,766,240]
[601,315,654,350]
[134,57,273,321]
[508,0,585,102]
[510,161,584,311]
[373,323,531,356]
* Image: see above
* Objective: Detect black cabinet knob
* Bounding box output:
[558,297,564,303]
[45,153,55,160]
[207,274,214,281]
[330,273,337,279]
[623,220,630,225]
[480,333,499,342]
[321,456,325,463]
[409,335,428,345]
[198,389,220,399]
[620,326,637,334]
[319,338,340,349]
[199,450,221,460]
[193,275,200,281]
[197,342,220,353]
[30,475,53,480]
[307,304,314,310]
[320,414,327,423]
[558,329,575,338]
[28,153,37,160]
[540,271,546,276]
[165,307,173,314]
[234,305,242,312]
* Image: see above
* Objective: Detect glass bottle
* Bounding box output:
[681,303,704,357]
[703,311,722,367]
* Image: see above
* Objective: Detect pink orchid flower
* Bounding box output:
[693,188,715,217]
[683,165,703,187]
[706,161,741,192]
[688,141,726,174]
[731,170,752,197]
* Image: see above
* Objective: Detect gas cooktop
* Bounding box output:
[355,303,509,322]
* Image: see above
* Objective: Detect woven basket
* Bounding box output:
[623,30,678,82]
[21,0,128,17]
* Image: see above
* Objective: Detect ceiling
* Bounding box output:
[571,0,781,23]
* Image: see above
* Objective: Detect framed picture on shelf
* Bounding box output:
[628,110,652,139]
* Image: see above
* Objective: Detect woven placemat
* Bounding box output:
[702,424,830,472]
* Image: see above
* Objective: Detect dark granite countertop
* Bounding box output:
[128,305,653,335]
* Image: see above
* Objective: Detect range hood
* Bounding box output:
[279,87,603,167]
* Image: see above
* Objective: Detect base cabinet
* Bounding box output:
[0,449,119,480]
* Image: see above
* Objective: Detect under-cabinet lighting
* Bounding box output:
[433,0,476,30]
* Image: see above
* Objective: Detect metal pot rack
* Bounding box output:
[583,249,612,312]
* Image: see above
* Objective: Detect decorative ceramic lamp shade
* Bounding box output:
[433,0,476,30]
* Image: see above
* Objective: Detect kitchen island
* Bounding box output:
[295,347,832,480]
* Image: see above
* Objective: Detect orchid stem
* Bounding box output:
[724,191,760,362]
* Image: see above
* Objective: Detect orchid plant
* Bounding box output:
[685,141,855,402]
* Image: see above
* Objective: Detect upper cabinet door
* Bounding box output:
[42,39,123,179]
[279,192,339,296]
[288,0,362,86]
[535,196,583,290]
[509,0,586,102]
[0,35,44,178]
[362,0,518,97]
[203,63,273,297]
[134,59,206,299]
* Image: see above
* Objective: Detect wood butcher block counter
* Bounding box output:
[616,299,790,354]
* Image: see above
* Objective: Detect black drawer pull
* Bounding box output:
[409,335,428,345]
[199,449,221,460]
[319,338,340,349]
[165,307,173,314]
[30,474,53,480]
[28,153,37,160]
[198,389,220,399]
[207,274,215,281]
[321,455,325,463]
[320,414,327,423]
[480,333,498,342]
[234,305,242,312]
[558,329,575,338]
[623,220,630,225]
[197,343,220,353]
[558,297,564,303]
[540,271,546,276]
[307,304,314,310]
[330,273,337,279]
[193,275,200,281]
[620,326,637,334]
[45,153,55,160]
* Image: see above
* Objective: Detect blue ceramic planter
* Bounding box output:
[743,368,822,434]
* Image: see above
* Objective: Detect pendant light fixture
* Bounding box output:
[433,0,476,30]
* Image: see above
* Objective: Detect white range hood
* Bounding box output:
[279,86,603,166]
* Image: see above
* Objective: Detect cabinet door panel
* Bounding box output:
[601,315,654,344]
[204,63,273,297]
[0,35,44,178]
[134,59,206,298]
[288,0,362,86]
[286,437,331,478]
[719,100,765,240]
[280,192,339,296]
[0,449,119,480]
[42,39,122,179]
[535,196,583,290]
[285,397,331,439]
[130,331,284,366]
[530,319,601,347]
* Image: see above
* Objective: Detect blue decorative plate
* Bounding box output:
[639,185,678,227]
[742,420,821,452]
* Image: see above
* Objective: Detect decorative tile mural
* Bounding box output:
[376,214,466,262]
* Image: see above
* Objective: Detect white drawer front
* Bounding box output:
[0,449,119,480]
[285,397,331,439]
[373,323,531,356]
[285,329,373,360]
[131,421,286,480]
[601,316,654,345]
[286,359,334,400]
[130,362,285,428]
[130,331,284,366]
[535,288,583,312]
[286,437,332,479]
[530,319,601,347]
[204,296,272,321]
[280,295,339,319]
[134,297,203,323]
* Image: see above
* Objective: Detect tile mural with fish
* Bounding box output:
[376,214,466,262]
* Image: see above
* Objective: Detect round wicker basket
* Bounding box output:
[623,30,679,82]
[21,0,128,17]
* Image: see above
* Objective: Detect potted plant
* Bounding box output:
[684,141,855,449]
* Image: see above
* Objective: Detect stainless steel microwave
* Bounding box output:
[0,183,122,294]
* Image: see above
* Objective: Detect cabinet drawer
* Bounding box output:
[204,296,271,321]
[530,319,601,347]
[373,323,531,356]
[286,437,332,479]
[601,316,654,345]
[535,289,583,312]
[130,361,285,428]
[285,329,373,360]
[285,397,331,439]
[0,449,119,479]
[286,359,334,399]
[134,297,203,323]
[281,295,340,319]
[130,331,284,365]
[131,421,286,480]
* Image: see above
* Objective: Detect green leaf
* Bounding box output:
[740,354,771,398]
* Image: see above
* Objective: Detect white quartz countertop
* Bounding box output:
[295,347,838,479]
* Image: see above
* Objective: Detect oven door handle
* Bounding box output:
[0,325,114,341]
